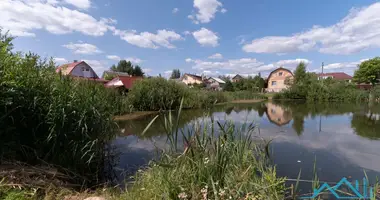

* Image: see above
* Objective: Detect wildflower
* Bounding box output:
[178,192,188,199]
[204,157,210,164]
[201,187,208,200]
[140,188,145,191]
[218,189,226,197]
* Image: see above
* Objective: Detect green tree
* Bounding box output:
[353,57,380,86]
[111,60,133,74]
[170,69,181,79]
[293,62,307,84]
[133,65,144,76]
[223,80,234,91]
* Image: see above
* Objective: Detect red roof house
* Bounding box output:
[105,76,143,90]
[318,72,352,81]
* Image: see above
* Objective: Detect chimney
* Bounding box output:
[74,60,78,63]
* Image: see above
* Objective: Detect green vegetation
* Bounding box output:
[170,69,181,79]
[122,107,286,200]
[127,78,267,111]
[221,74,266,92]
[273,62,369,102]
[353,57,380,86]
[110,59,144,77]
[0,31,127,186]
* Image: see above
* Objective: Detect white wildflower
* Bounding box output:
[219,189,226,197]
[178,192,188,199]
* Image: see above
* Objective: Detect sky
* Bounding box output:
[1,0,380,78]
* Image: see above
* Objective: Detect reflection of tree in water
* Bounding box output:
[351,104,380,139]
[225,106,234,115]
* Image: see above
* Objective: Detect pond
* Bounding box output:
[112,101,380,194]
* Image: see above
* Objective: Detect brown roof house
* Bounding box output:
[180,73,204,85]
[318,72,352,82]
[266,67,293,93]
[232,74,243,82]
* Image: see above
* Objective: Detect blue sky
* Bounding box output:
[2,0,380,77]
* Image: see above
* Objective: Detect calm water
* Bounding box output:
[112,101,380,192]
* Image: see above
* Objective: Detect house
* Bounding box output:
[318,72,352,82]
[266,67,293,93]
[232,74,243,82]
[56,61,99,79]
[265,102,292,126]
[180,73,204,85]
[105,76,143,91]
[206,77,226,91]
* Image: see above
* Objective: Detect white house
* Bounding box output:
[206,77,226,91]
[180,73,204,85]
[56,61,99,79]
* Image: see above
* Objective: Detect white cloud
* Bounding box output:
[172,8,179,14]
[53,57,67,64]
[125,57,143,64]
[192,28,219,47]
[164,70,172,74]
[187,57,310,75]
[82,59,108,77]
[208,53,223,59]
[183,31,191,35]
[221,8,227,13]
[64,0,91,9]
[0,0,113,37]
[189,0,224,24]
[185,58,193,63]
[63,43,102,55]
[142,68,153,73]
[242,2,380,55]
[106,55,121,61]
[321,59,369,71]
[112,28,183,49]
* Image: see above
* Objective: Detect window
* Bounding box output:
[81,67,85,71]
[279,72,283,76]
[85,68,89,71]
[271,81,277,86]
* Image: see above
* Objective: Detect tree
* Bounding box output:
[132,65,144,76]
[223,80,234,91]
[353,57,380,86]
[293,62,307,84]
[111,60,133,74]
[170,69,181,79]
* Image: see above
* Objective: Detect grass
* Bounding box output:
[122,100,286,199]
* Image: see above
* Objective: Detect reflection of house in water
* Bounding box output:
[265,102,292,126]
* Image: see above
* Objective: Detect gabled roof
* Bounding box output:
[318,72,352,80]
[232,74,243,80]
[182,73,202,81]
[267,67,293,80]
[105,76,143,89]
[56,61,84,75]
[208,77,226,84]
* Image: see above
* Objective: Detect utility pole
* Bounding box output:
[321,62,324,84]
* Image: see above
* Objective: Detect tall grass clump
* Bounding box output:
[127,78,232,111]
[123,102,285,199]
[0,32,126,186]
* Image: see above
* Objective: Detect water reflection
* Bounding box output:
[113,101,380,189]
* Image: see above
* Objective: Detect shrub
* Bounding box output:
[127,78,188,111]
[0,34,126,185]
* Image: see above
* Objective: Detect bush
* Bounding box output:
[127,78,188,111]
[0,35,126,185]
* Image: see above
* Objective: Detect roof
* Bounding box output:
[318,72,352,80]
[267,67,293,80]
[232,74,243,80]
[105,76,143,89]
[182,73,202,81]
[56,61,84,75]
[102,70,131,77]
[209,77,226,84]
